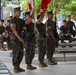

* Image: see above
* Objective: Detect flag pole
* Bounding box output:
[33,0,39,34]
[54,0,65,15]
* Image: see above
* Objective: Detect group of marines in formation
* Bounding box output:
[1,6,76,73]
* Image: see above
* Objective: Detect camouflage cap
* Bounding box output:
[47,11,54,15]
[14,7,22,12]
[25,11,30,16]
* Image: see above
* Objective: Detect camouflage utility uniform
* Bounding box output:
[36,22,46,63]
[25,21,35,65]
[46,19,56,61]
[67,21,75,37]
[10,17,25,66]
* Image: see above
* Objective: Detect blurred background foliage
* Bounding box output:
[1,0,76,20]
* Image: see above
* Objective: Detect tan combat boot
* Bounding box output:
[13,65,20,73]
[39,62,47,67]
[18,67,25,72]
[26,64,37,70]
[48,59,57,65]
[0,47,6,51]
[13,65,25,73]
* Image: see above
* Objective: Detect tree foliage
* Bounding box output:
[1,0,76,20]
[20,0,76,20]
[20,0,41,14]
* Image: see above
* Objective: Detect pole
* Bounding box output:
[45,13,48,32]
[54,0,65,15]
[33,0,39,34]
[0,0,1,19]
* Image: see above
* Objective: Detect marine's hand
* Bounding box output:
[45,33,49,37]
[19,38,24,44]
[35,34,39,37]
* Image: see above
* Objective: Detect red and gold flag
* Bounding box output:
[40,0,51,15]
[28,0,34,15]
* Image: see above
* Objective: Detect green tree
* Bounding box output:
[20,0,41,14]
[1,0,76,20]
[20,0,76,20]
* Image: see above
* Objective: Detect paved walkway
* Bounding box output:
[0,51,76,75]
[4,61,76,75]
[0,60,12,75]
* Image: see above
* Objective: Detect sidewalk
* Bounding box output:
[0,51,76,75]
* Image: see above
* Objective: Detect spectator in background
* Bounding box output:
[60,20,72,43]
[0,20,6,51]
[3,20,12,50]
[67,15,76,37]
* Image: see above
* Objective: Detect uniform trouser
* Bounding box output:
[0,35,4,48]
[12,40,24,66]
[55,38,59,47]
[70,30,75,37]
[38,36,46,62]
[3,36,11,48]
[61,35,72,43]
[25,38,35,64]
[46,37,55,61]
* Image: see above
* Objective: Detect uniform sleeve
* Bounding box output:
[46,20,51,30]
[10,19,16,27]
[60,26,63,33]
[73,22,75,26]
[22,20,26,27]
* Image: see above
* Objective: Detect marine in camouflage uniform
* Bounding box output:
[46,11,57,65]
[67,15,76,37]
[10,7,25,73]
[4,20,12,50]
[36,15,47,67]
[60,20,72,43]
[0,20,6,51]
[24,12,36,70]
